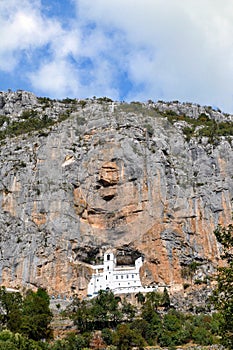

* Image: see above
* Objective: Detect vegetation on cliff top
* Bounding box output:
[0,98,232,144]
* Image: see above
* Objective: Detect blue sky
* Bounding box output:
[1,0,233,113]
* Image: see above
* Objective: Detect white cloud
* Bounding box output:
[0,0,62,71]
[29,60,79,97]
[73,0,233,111]
[1,0,233,112]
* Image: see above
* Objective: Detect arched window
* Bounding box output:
[107,254,110,261]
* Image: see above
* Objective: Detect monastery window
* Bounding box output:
[127,275,129,278]
[106,276,108,280]
[107,266,109,270]
[121,275,123,279]
[97,279,99,282]
[116,276,118,279]
[107,254,110,261]
[132,274,134,278]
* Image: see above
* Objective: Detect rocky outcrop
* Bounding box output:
[0,91,232,302]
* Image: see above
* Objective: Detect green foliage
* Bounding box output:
[78,100,87,108]
[0,288,52,342]
[69,290,127,331]
[0,287,23,333]
[121,298,136,322]
[0,106,73,141]
[96,97,113,103]
[143,291,163,311]
[181,261,200,282]
[0,115,10,127]
[20,109,38,120]
[144,123,154,136]
[101,327,113,345]
[0,284,223,349]
[0,111,55,140]
[182,125,195,142]
[76,116,86,125]
[38,96,53,104]
[52,332,87,350]
[212,224,233,349]
[60,97,76,104]
[135,292,145,304]
[113,323,146,350]
[162,287,171,309]
[162,109,233,142]
[20,288,52,340]
[119,102,159,119]
[0,330,48,350]
[158,310,220,347]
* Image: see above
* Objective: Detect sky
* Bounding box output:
[1,0,233,113]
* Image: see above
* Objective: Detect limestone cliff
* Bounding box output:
[0,91,232,300]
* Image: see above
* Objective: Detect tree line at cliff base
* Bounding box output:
[0,224,232,349]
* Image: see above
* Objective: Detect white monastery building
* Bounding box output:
[87,251,157,297]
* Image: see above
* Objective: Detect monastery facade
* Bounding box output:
[87,251,157,297]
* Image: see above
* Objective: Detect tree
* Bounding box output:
[121,297,136,322]
[0,287,22,333]
[135,292,145,304]
[0,330,48,350]
[113,324,145,350]
[141,291,163,318]
[213,224,233,349]
[92,290,122,328]
[141,292,163,344]
[162,287,170,309]
[69,297,94,332]
[21,288,53,341]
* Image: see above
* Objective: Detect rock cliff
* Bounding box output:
[0,91,232,300]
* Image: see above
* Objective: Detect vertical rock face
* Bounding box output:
[0,92,232,298]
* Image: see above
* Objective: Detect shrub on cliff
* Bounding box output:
[0,288,52,342]
[212,224,233,349]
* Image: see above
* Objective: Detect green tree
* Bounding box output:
[21,288,52,341]
[69,297,94,332]
[135,292,145,304]
[212,224,233,349]
[0,330,48,350]
[113,324,145,350]
[162,287,170,309]
[92,290,122,328]
[130,318,155,346]
[158,310,189,347]
[121,297,136,322]
[0,287,22,333]
[141,293,163,344]
[141,291,163,324]
[63,332,87,350]
[101,328,113,346]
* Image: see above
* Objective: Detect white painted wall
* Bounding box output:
[87,252,150,297]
